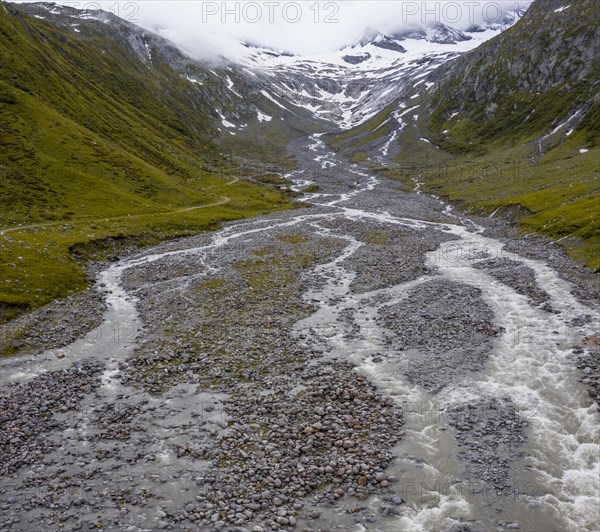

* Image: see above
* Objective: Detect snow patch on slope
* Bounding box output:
[231,26,511,130]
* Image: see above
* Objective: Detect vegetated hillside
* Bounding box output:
[427,0,599,152]
[0,2,297,320]
[328,0,600,269]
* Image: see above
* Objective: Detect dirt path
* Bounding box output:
[0,178,239,236]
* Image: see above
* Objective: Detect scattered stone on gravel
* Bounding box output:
[378,279,499,393]
[473,258,550,308]
[480,224,600,313]
[318,218,458,293]
[445,398,528,491]
[0,289,106,356]
[0,361,103,475]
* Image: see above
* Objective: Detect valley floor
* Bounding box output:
[1,136,599,531]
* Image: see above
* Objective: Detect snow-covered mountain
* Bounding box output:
[227,10,529,130]
[12,2,529,136]
[10,1,326,146]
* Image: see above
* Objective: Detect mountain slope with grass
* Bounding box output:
[327,0,599,269]
[426,0,599,153]
[0,2,303,320]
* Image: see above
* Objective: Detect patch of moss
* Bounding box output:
[364,230,391,246]
[275,233,308,245]
[304,184,321,193]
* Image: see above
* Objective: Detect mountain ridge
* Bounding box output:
[426,0,600,152]
[325,0,599,268]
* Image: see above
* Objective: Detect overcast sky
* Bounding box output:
[18,1,531,56]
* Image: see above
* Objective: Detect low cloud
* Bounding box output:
[15,1,532,57]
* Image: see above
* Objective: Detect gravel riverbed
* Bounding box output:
[1,136,598,531]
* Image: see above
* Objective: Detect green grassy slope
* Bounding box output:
[326,0,599,269]
[0,4,294,320]
[426,0,599,154]
[395,133,599,269]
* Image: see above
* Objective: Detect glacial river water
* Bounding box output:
[1,134,598,531]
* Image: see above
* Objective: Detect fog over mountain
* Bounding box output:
[14,0,532,57]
